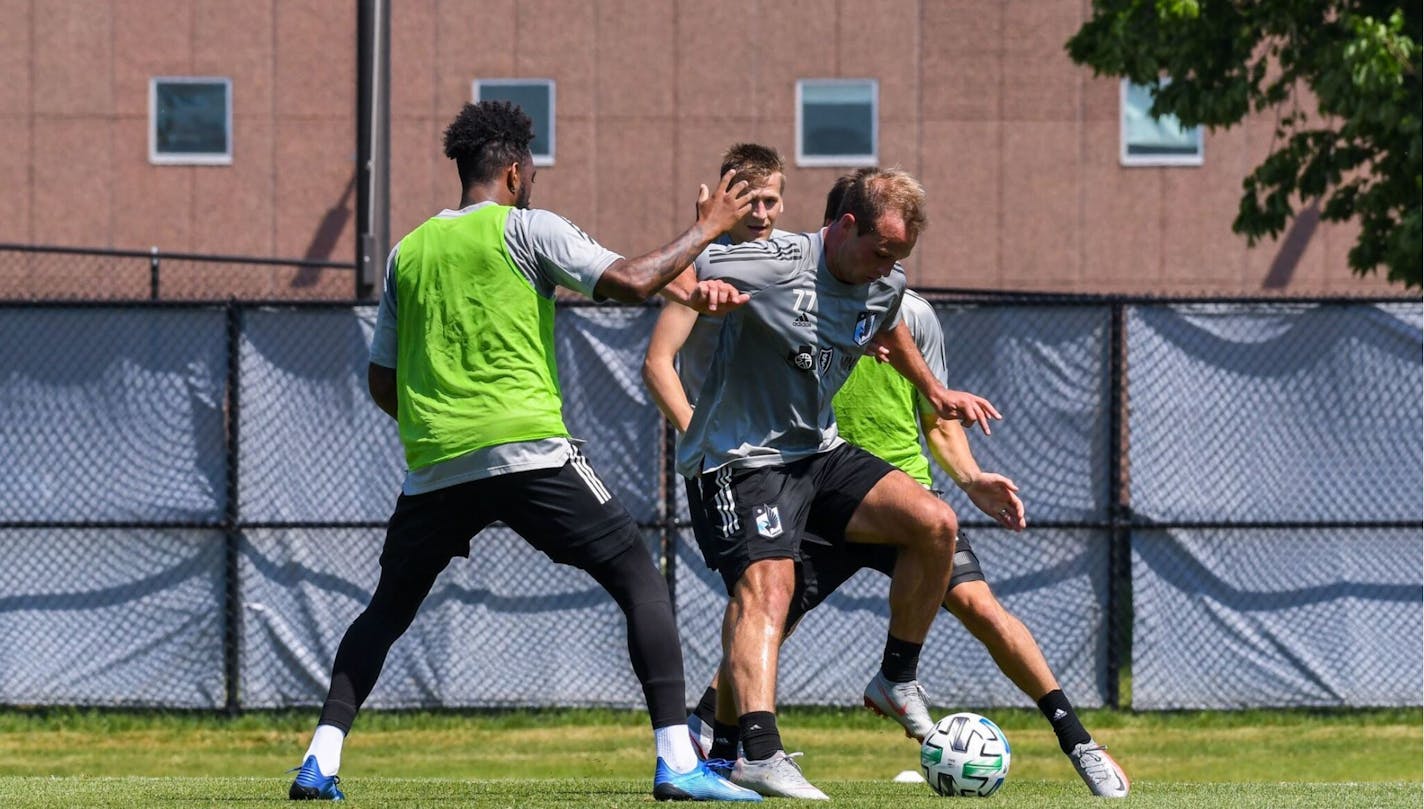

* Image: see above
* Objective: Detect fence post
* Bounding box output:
[149,246,160,300]
[1105,302,1131,709]
[223,300,243,715]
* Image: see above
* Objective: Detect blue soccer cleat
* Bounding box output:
[704,758,735,780]
[288,754,344,801]
[653,757,763,802]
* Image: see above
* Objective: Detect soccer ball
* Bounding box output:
[920,712,1011,797]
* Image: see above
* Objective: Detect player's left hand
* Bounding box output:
[685,278,749,314]
[930,388,1002,436]
[963,473,1026,531]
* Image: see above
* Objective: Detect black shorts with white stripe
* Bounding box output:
[694,443,896,594]
[379,450,639,580]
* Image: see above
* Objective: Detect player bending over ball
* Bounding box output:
[652,170,1129,799]
[660,165,999,799]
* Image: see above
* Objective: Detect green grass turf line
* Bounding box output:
[1,706,1418,788]
[0,777,1419,809]
[0,704,1415,732]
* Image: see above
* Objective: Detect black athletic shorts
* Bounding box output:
[695,442,897,593]
[793,526,986,621]
[685,475,720,570]
[379,447,639,583]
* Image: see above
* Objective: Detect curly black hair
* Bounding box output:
[442,101,535,187]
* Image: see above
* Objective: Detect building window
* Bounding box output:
[475,79,555,167]
[1120,79,1203,166]
[797,79,878,167]
[149,77,232,165]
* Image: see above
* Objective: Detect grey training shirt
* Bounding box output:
[677,229,795,404]
[676,229,906,477]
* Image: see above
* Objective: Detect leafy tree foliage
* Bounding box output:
[1068,1,1421,288]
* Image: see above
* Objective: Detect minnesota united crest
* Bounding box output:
[853,311,878,345]
[754,504,783,538]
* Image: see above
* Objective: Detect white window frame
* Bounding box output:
[1120,79,1204,167]
[796,79,878,168]
[149,77,232,166]
[474,78,556,167]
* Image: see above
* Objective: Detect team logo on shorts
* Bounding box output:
[817,347,834,374]
[753,504,783,538]
[853,312,878,345]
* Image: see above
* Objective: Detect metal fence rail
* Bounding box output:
[0,244,356,301]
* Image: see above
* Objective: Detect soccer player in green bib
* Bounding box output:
[288,101,761,803]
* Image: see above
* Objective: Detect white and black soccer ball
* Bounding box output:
[920,712,1011,797]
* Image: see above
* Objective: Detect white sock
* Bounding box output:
[655,724,699,772]
[303,724,346,777]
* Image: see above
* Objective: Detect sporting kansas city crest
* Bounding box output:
[753,505,783,538]
[853,311,878,345]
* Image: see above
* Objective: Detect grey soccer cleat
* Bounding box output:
[730,751,829,800]
[1069,740,1130,798]
[862,671,935,741]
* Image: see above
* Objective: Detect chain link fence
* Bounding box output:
[0,247,1418,712]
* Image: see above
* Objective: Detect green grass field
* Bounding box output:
[0,707,1418,808]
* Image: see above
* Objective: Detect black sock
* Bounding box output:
[710,720,740,762]
[738,711,782,761]
[693,686,718,725]
[1037,689,1091,755]
[880,634,923,683]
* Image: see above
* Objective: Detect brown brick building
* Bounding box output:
[0,0,1403,298]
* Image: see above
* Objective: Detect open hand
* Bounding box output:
[963,473,1025,531]
[697,170,753,236]
[929,388,1002,436]
[686,279,749,314]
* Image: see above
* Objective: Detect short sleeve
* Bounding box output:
[505,208,622,299]
[368,244,400,368]
[876,267,910,333]
[694,235,805,293]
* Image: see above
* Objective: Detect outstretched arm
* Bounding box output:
[642,302,700,432]
[660,267,750,314]
[594,171,751,302]
[876,322,1002,435]
[924,414,1026,531]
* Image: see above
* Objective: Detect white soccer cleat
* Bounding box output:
[862,672,936,741]
[730,751,829,800]
[1069,740,1130,798]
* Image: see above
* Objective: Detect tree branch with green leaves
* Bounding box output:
[1067,1,1421,288]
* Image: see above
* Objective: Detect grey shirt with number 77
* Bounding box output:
[676,229,906,478]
